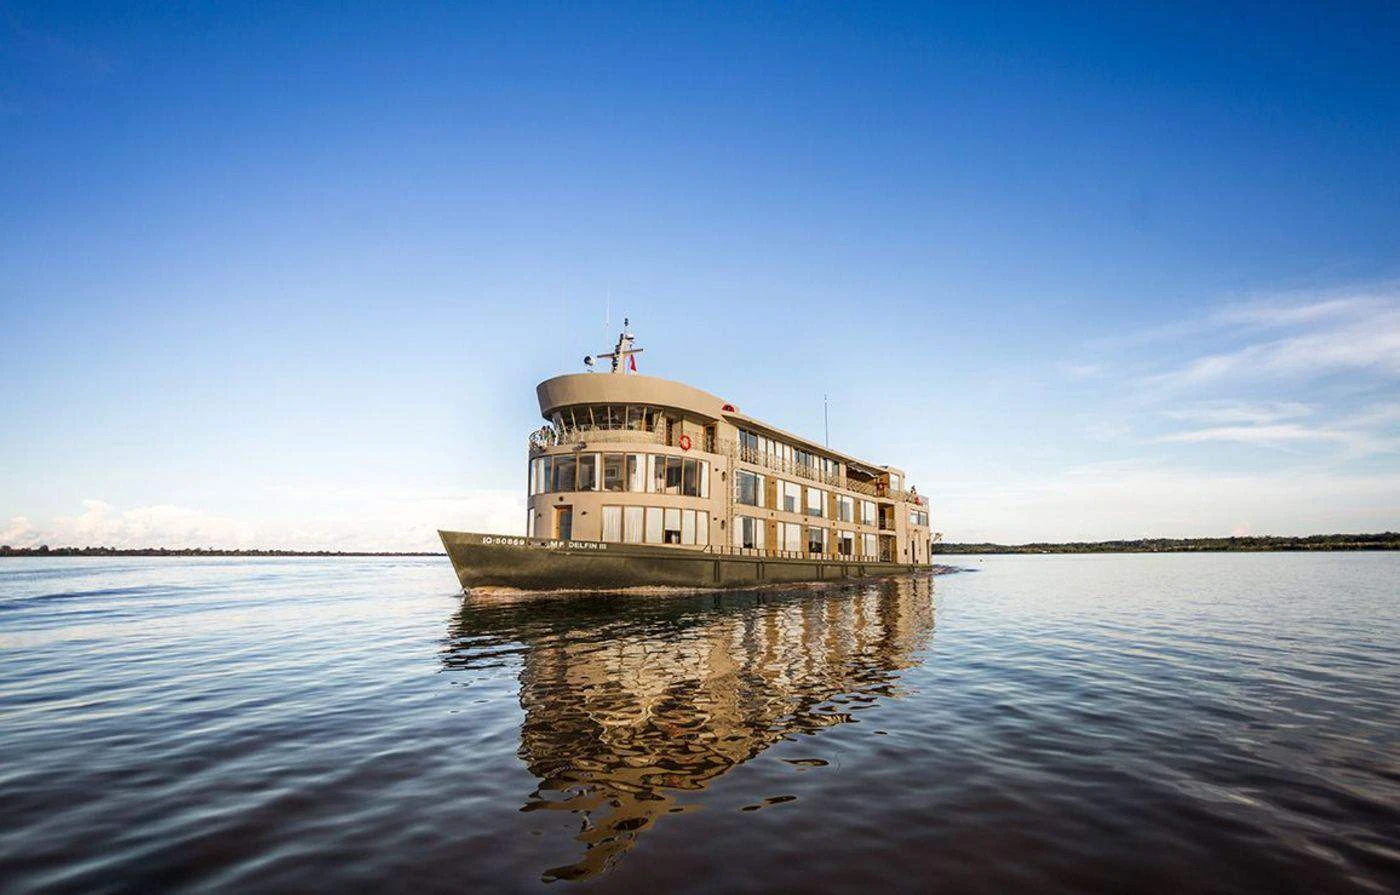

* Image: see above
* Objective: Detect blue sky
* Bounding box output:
[2,1,1397,549]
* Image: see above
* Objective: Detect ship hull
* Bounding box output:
[439,530,936,592]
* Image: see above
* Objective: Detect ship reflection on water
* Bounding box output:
[443,577,937,881]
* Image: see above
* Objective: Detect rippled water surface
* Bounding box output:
[2,553,1398,893]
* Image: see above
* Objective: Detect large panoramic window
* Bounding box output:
[624,506,644,543]
[577,454,598,491]
[736,470,763,506]
[682,459,699,497]
[862,533,878,558]
[663,508,682,544]
[836,495,854,522]
[734,516,764,550]
[806,487,824,517]
[782,481,801,513]
[553,455,576,492]
[603,454,625,492]
[664,457,683,495]
[838,530,854,556]
[860,500,876,526]
[807,526,827,556]
[781,522,802,553]
[602,506,622,541]
[645,507,663,544]
[626,454,645,492]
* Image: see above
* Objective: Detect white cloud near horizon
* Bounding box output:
[2,489,527,552]
[931,462,1400,543]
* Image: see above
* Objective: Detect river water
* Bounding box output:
[1,553,1397,893]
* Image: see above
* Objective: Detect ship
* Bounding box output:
[439,322,938,591]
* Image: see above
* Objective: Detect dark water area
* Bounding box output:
[1,554,1397,893]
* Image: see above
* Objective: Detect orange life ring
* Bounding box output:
[678,434,692,451]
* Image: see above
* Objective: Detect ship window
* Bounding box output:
[527,511,535,537]
[700,461,710,498]
[681,509,696,545]
[736,470,762,507]
[735,516,764,550]
[603,454,625,491]
[782,480,801,513]
[838,530,854,556]
[860,500,876,526]
[682,459,699,497]
[664,457,683,495]
[577,454,598,491]
[648,455,661,493]
[540,457,553,493]
[806,487,824,517]
[696,511,708,546]
[645,507,663,544]
[602,506,622,542]
[529,458,540,495]
[624,506,644,543]
[552,455,575,492]
[626,454,645,492]
[836,495,854,522]
[807,526,827,556]
[781,522,803,553]
[863,533,878,558]
[663,507,682,544]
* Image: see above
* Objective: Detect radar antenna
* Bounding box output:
[595,317,644,373]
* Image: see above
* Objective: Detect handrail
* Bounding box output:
[718,439,845,487]
[530,426,666,453]
[700,543,879,561]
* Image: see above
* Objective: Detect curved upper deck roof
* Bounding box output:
[536,373,731,422]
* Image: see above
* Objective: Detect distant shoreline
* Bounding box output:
[934,533,1399,554]
[2,532,1397,558]
[0,547,446,558]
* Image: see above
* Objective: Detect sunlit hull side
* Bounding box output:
[439,530,941,592]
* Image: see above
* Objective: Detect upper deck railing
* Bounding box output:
[719,439,846,488]
[528,427,924,504]
[529,425,666,453]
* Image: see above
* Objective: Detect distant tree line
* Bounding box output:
[933,533,1400,554]
[0,545,445,557]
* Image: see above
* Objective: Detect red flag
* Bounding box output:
[629,354,637,372]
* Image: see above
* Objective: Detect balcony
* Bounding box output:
[720,439,844,487]
[529,425,666,453]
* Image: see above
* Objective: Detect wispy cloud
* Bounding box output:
[1161,401,1314,425]
[1151,292,1400,388]
[1209,295,1385,328]
[1155,423,1395,455]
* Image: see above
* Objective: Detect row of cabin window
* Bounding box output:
[908,509,930,527]
[530,453,710,497]
[737,429,841,479]
[734,470,875,523]
[600,505,710,546]
[551,405,657,433]
[734,516,879,558]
